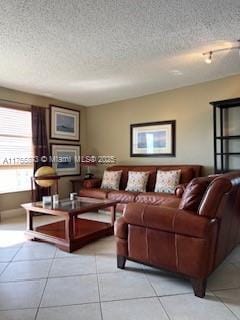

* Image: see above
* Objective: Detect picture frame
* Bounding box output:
[130,120,176,157]
[50,105,80,141]
[51,144,81,176]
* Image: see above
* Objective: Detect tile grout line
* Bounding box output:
[210,289,240,320]
[0,227,239,316]
[0,244,23,278]
[142,268,171,320]
[34,246,58,320]
[95,254,104,320]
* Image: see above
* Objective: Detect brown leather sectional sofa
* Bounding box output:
[79,164,202,212]
[115,172,240,298]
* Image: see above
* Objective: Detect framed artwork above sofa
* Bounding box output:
[130,120,176,157]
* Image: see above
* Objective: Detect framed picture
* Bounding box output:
[130,120,176,157]
[50,105,80,141]
[51,144,81,176]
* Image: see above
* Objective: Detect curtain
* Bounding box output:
[31,106,50,201]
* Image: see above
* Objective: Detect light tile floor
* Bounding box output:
[0,214,239,320]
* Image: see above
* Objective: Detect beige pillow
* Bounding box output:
[100,170,122,190]
[125,171,149,192]
[154,170,181,194]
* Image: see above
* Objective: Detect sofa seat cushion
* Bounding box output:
[135,192,180,208]
[79,188,110,199]
[108,190,139,203]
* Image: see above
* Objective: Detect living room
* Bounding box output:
[0,1,240,319]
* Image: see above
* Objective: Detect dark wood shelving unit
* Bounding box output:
[210,97,240,173]
[216,153,240,155]
[216,135,240,140]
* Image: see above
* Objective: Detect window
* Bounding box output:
[0,107,33,193]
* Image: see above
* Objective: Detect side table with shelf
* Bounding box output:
[70,177,101,192]
[70,178,84,193]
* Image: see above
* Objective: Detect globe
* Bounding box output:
[34,166,56,188]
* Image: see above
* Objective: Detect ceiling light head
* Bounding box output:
[204,51,213,64]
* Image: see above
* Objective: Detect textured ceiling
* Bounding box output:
[0,0,240,106]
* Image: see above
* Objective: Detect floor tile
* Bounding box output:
[0,259,52,282]
[0,247,20,262]
[98,271,156,301]
[56,236,116,256]
[102,297,168,320]
[145,269,193,296]
[0,279,46,310]
[226,245,240,264]
[14,243,56,261]
[96,253,143,274]
[0,262,8,275]
[41,275,99,307]
[37,303,101,320]
[160,292,238,320]
[92,237,116,254]
[96,253,121,273]
[232,261,240,269]
[208,262,240,291]
[49,256,96,277]
[214,288,240,319]
[0,230,25,248]
[0,308,37,320]
[55,245,95,258]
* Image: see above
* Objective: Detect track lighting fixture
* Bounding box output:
[203,40,240,64]
[204,51,212,64]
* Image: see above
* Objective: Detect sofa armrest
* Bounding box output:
[82,178,102,189]
[115,216,128,239]
[124,203,217,239]
[175,183,188,198]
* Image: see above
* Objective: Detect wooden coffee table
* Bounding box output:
[21,197,118,252]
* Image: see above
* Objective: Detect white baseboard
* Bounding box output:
[0,208,25,220]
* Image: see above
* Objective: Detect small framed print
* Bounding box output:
[130,120,176,157]
[50,105,80,141]
[51,144,81,176]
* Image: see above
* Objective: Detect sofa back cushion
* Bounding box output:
[107,165,201,191]
[179,176,215,212]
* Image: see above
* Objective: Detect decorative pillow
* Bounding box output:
[125,171,149,192]
[100,170,122,190]
[154,170,181,194]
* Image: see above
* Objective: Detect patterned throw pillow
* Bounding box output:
[100,170,122,190]
[154,170,181,194]
[125,171,150,192]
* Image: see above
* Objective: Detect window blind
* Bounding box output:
[0,107,33,193]
[0,107,32,166]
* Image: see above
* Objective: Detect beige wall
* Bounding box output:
[86,74,240,176]
[1,74,240,213]
[0,87,86,212]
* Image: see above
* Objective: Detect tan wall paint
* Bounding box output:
[86,74,240,176]
[0,86,86,212]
